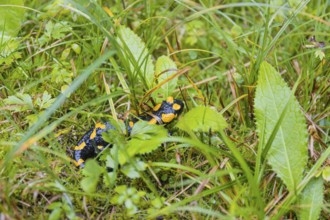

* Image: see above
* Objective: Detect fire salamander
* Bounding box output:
[73,97,184,168]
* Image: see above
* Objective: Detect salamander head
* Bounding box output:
[151,96,184,124]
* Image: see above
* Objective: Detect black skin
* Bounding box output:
[73,122,115,168]
[73,98,184,168]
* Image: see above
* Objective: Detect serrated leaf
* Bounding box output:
[153,56,178,102]
[36,91,55,109]
[297,177,324,220]
[176,106,228,133]
[81,160,103,193]
[4,93,33,111]
[254,61,308,192]
[118,121,167,164]
[117,26,154,88]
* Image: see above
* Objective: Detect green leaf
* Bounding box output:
[153,55,178,102]
[176,106,228,133]
[254,61,308,192]
[81,160,104,193]
[121,159,146,179]
[26,113,42,127]
[61,48,71,60]
[4,93,33,111]
[71,43,81,54]
[314,50,325,61]
[47,202,62,210]
[50,63,73,84]
[0,0,25,37]
[48,208,62,220]
[297,177,324,220]
[118,121,168,164]
[38,21,72,46]
[35,91,56,110]
[322,166,330,182]
[0,0,24,64]
[117,26,154,88]
[45,21,72,39]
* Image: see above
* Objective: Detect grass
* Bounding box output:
[0,0,329,219]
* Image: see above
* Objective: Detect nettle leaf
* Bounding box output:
[176,106,228,133]
[117,26,154,88]
[298,177,324,220]
[81,160,104,193]
[0,0,24,37]
[118,121,167,164]
[254,61,308,192]
[153,55,178,102]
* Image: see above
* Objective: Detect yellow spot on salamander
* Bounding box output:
[162,113,175,123]
[148,118,158,124]
[75,159,85,167]
[74,142,86,150]
[173,103,181,111]
[129,121,134,128]
[166,96,174,104]
[153,103,161,111]
[90,128,97,139]
[95,123,106,129]
[97,145,104,150]
[90,123,106,139]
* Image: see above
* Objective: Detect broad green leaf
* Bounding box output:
[176,106,228,133]
[117,26,154,88]
[255,61,308,192]
[0,0,24,37]
[81,160,104,193]
[118,121,168,164]
[153,55,178,102]
[297,177,324,220]
[0,40,21,63]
